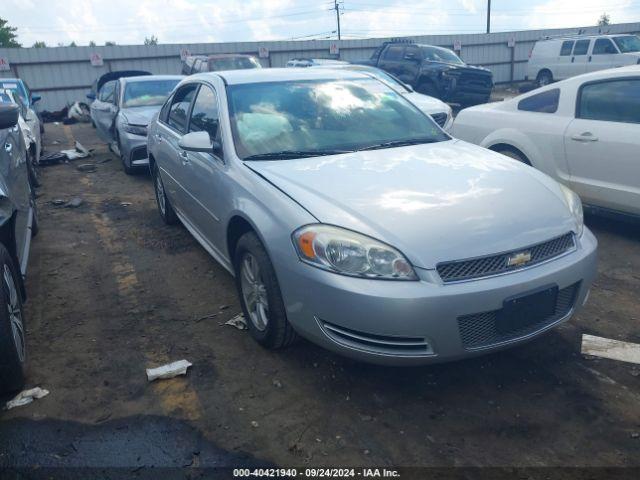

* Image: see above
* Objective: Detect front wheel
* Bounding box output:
[234,232,297,349]
[495,148,530,165]
[0,244,27,392]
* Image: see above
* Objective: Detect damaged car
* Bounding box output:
[90,74,182,174]
[148,69,596,365]
[0,103,38,391]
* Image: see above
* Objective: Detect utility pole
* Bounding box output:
[486,0,491,34]
[334,0,341,40]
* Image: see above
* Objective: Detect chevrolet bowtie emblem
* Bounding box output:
[507,251,532,267]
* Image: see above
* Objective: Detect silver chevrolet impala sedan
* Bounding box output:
[147,68,597,365]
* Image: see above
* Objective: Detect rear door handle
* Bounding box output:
[179,150,190,165]
[155,133,163,142]
[571,132,598,142]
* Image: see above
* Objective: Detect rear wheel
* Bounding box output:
[153,163,178,225]
[537,70,553,87]
[27,149,41,189]
[234,232,297,349]
[30,184,39,237]
[495,148,530,165]
[0,244,27,392]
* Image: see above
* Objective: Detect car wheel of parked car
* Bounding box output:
[153,164,178,225]
[495,148,531,165]
[537,70,553,87]
[117,136,134,175]
[0,244,27,392]
[234,232,297,349]
[27,150,41,189]
[30,185,39,237]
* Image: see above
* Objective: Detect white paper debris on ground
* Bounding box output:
[4,387,50,410]
[146,359,192,382]
[60,141,91,160]
[225,314,247,330]
[581,334,640,365]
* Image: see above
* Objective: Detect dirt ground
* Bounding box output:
[1,122,639,472]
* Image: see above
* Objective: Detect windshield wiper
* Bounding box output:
[243,149,353,160]
[358,138,440,151]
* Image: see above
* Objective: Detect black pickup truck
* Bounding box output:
[360,41,493,106]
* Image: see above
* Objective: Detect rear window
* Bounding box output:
[578,79,640,124]
[518,89,560,113]
[560,41,574,56]
[573,40,590,56]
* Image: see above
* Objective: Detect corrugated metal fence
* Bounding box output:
[1,21,639,111]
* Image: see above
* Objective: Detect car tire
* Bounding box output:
[30,185,39,237]
[27,149,41,189]
[153,163,178,225]
[0,244,27,393]
[117,136,134,175]
[537,70,553,87]
[495,148,530,165]
[234,231,297,349]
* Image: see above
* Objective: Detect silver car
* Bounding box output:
[90,75,182,174]
[0,104,38,391]
[147,69,597,365]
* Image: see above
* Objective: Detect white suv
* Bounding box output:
[526,34,640,86]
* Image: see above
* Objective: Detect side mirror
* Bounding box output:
[179,131,221,154]
[31,94,42,104]
[86,91,96,101]
[404,83,414,92]
[0,104,20,129]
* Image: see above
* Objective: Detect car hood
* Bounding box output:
[246,140,578,269]
[120,106,161,126]
[403,92,450,115]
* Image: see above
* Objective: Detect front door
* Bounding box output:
[587,38,616,73]
[564,77,640,215]
[91,80,118,143]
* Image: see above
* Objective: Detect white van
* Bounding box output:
[526,34,640,86]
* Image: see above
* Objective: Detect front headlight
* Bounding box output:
[123,123,147,136]
[560,184,584,237]
[292,224,418,280]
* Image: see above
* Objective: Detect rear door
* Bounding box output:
[587,38,616,72]
[154,83,199,215]
[555,40,575,79]
[568,40,591,77]
[92,80,118,142]
[564,77,640,215]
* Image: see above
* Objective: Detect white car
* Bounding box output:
[316,64,453,130]
[453,65,640,219]
[527,34,640,86]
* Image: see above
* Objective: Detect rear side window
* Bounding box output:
[167,84,198,133]
[573,40,590,56]
[593,38,617,55]
[383,46,404,61]
[560,41,574,56]
[578,79,640,124]
[99,81,116,103]
[518,89,560,113]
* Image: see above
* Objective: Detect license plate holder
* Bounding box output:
[496,285,558,334]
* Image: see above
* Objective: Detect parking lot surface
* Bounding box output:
[1,122,639,470]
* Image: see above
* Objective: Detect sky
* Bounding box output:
[3,0,640,47]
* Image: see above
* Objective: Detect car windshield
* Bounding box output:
[122,80,180,108]
[227,78,448,160]
[613,35,640,53]
[209,57,261,71]
[344,66,410,93]
[421,46,464,65]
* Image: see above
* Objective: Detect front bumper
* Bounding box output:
[119,130,149,167]
[276,228,597,365]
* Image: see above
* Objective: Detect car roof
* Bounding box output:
[121,75,183,84]
[540,33,636,42]
[199,67,369,85]
[208,54,256,59]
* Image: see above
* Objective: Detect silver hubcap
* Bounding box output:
[4,264,25,362]
[156,173,166,216]
[240,253,269,331]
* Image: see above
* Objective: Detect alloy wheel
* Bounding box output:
[240,253,269,331]
[155,173,166,216]
[4,264,25,362]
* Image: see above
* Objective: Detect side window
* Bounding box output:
[404,45,422,60]
[159,93,174,122]
[189,85,220,141]
[383,45,404,61]
[578,79,640,124]
[573,40,590,56]
[593,38,617,55]
[517,88,560,113]
[560,41,574,56]
[167,84,198,133]
[99,81,116,103]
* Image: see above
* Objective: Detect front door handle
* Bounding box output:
[179,150,190,165]
[155,133,163,142]
[571,132,598,142]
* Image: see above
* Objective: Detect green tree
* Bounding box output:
[0,17,21,47]
[32,41,47,48]
[105,41,116,46]
[144,35,158,45]
[69,41,77,47]
[598,13,610,26]
[89,40,96,47]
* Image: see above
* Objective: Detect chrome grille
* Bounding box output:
[437,233,575,283]
[458,282,579,349]
[430,112,448,127]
